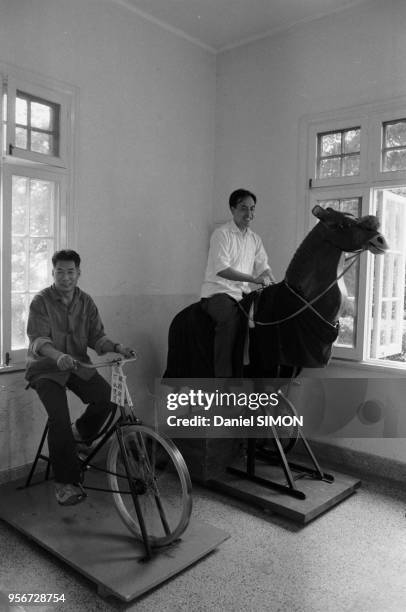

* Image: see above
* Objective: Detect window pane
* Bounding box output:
[382,149,406,172]
[10,173,57,352]
[15,127,27,149]
[11,176,29,235]
[11,237,27,292]
[29,238,53,291]
[11,293,28,350]
[343,155,360,176]
[319,197,361,217]
[31,101,52,130]
[319,157,341,178]
[14,91,60,158]
[30,180,54,236]
[344,129,360,153]
[370,188,406,362]
[317,127,361,179]
[336,259,359,348]
[316,197,362,348]
[15,97,27,125]
[381,254,401,298]
[339,198,361,216]
[384,120,406,148]
[320,132,341,156]
[31,131,52,155]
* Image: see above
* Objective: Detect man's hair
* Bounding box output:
[229,189,257,209]
[52,249,81,268]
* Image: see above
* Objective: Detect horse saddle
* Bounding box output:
[163,292,260,378]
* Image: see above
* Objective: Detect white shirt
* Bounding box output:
[201,220,270,301]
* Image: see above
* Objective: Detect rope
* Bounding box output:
[238,252,360,327]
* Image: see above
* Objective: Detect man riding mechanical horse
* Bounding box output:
[201,189,276,377]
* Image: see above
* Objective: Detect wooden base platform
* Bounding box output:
[209,459,361,524]
[0,474,229,602]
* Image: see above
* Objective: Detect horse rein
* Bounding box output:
[237,252,361,327]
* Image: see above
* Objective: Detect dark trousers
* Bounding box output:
[32,372,114,484]
[201,293,245,377]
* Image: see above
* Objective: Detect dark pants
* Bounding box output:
[201,293,245,377]
[32,372,115,484]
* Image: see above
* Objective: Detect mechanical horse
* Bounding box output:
[164,205,388,379]
[164,205,388,497]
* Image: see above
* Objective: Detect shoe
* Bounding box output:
[72,422,93,456]
[55,482,87,506]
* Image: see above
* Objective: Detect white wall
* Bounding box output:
[214,0,406,462]
[214,0,406,275]
[2,0,406,479]
[0,0,216,479]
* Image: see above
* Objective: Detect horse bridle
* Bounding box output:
[237,252,361,328]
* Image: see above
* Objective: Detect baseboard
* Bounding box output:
[0,463,47,486]
[292,439,406,484]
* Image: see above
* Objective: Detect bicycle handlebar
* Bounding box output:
[73,355,138,370]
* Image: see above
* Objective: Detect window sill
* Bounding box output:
[0,362,26,375]
[331,357,406,376]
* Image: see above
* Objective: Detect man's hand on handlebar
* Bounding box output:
[56,353,78,371]
[114,344,137,359]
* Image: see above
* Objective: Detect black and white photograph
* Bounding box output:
[1,0,406,610]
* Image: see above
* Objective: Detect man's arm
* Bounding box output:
[97,338,136,359]
[253,236,277,286]
[209,229,264,285]
[87,299,136,358]
[27,295,74,370]
[217,267,266,285]
[38,343,77,370]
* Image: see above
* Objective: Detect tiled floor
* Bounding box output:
[1,473,406,611]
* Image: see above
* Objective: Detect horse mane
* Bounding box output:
[285,222,324,279]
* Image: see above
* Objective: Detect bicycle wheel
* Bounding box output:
[107,425,192,547]
[256,391,299,458]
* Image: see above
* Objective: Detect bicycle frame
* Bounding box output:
[26,358,158,560]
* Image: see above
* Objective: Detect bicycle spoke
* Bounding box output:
[107,425,192,546]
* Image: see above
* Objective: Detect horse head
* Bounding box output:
[312,205,389,255]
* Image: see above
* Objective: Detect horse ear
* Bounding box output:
[312,205,325,220]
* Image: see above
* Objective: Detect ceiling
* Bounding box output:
[122,0,368,52]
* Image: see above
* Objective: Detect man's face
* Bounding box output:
[52,260,80,294]
[231,196,256,230]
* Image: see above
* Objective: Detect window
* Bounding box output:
[14,91,60,157]
[302,99,406,367]
[381,119,406,173]
[317,127,361,179]
[0,66,75,366]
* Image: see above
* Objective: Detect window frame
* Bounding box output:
[307,185,371,361]
[300,97,406,368]
[6,74,71,169]
[308,113,369,189]
[0,64,76,370]
[3,164,68,364]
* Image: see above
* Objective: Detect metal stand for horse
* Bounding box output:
[228,428,334,501]
[227,385,334,500]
